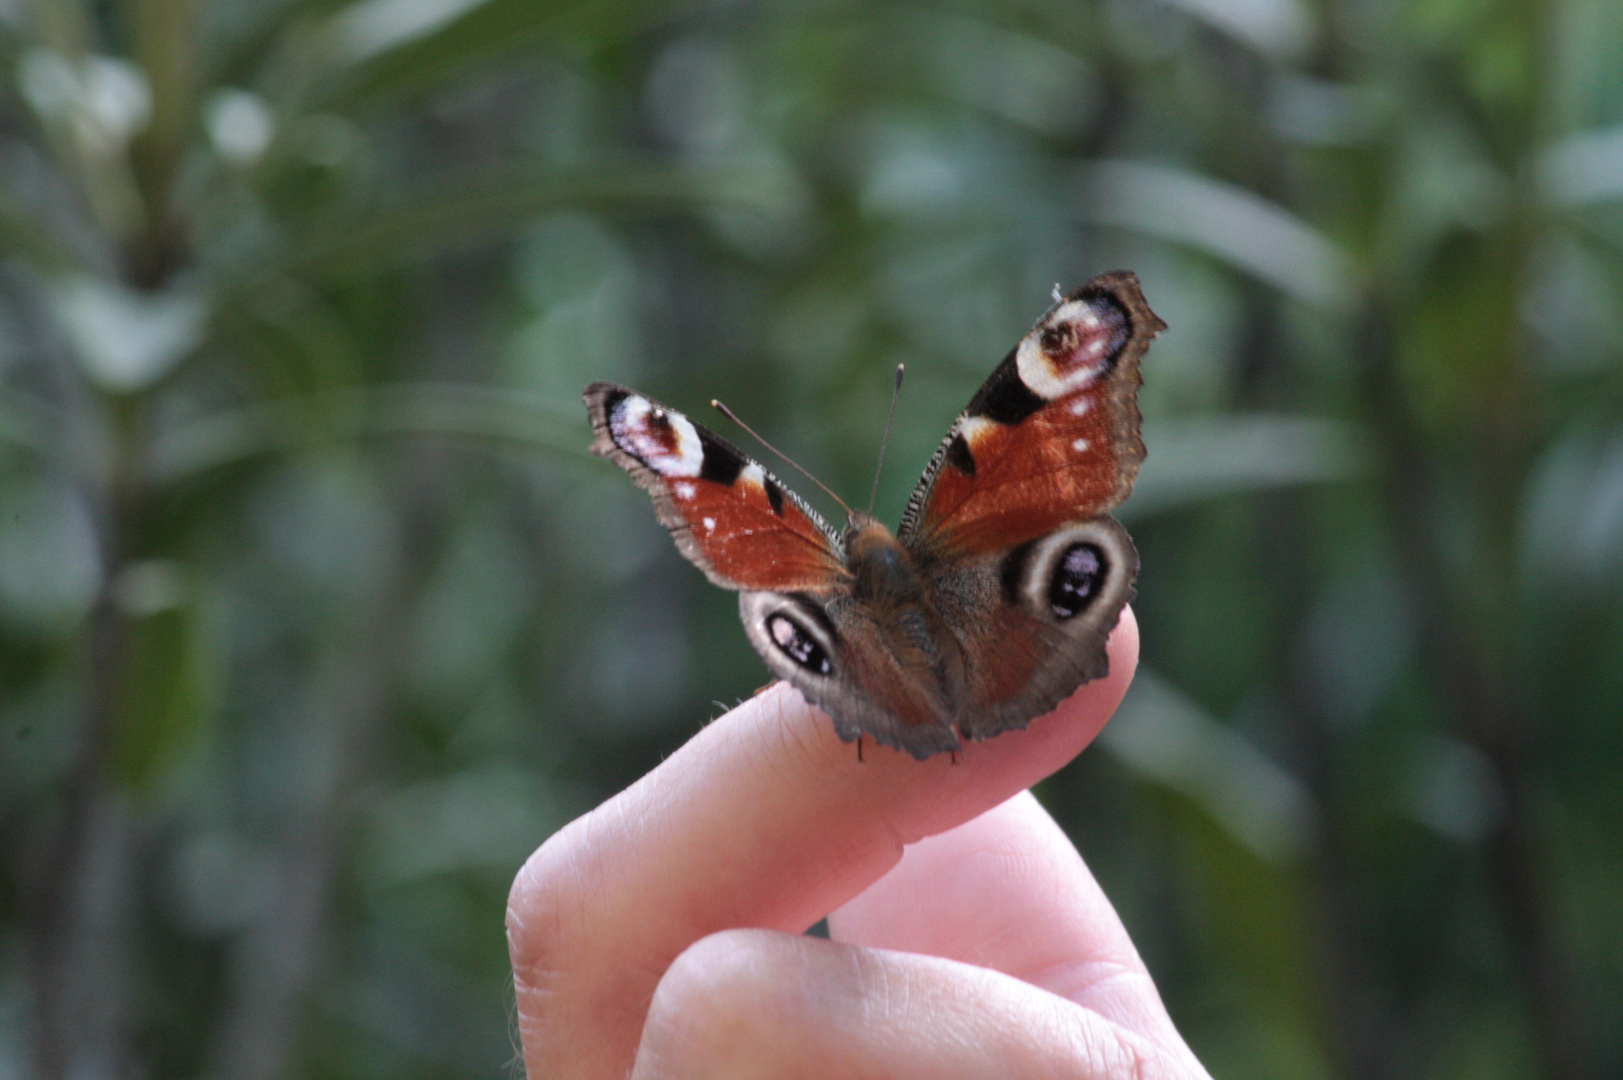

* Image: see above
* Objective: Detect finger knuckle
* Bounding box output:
[506,812,611,992]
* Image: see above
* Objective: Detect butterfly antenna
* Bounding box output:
[711,400,853,517]
[867,364,905,515]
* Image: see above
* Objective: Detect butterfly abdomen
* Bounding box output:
[839,518,971,711]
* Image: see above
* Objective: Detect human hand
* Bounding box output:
[507,607,1211,1078]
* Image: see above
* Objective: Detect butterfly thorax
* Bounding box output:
[843,515,922,605]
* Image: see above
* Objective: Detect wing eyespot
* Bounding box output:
[999,540,1036,606]
[743,592,841,680]
[1040,325,1072,354]
[1007,518,1135,625]
[767,613,832,674]
[1048,542,1105,619]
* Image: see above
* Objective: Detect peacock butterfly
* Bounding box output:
[584,270,1163,759]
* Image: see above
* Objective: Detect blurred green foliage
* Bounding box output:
[1,0,1620,1077]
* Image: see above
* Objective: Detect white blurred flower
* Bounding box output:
[54,275,207,393]
[18,50,151,152]
[205,89,275,166]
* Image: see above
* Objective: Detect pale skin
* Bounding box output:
[507,607,1213,1078]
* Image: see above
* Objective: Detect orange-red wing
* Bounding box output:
[898,271,1163,556]
[584,383,846,592]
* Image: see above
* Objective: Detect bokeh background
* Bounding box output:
[2,0,1621,1076]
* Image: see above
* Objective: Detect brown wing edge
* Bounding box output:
[1084,270,1164,511]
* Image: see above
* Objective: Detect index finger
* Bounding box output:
[507,608,1139,1080]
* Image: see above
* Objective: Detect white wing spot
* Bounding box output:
[674,481,697,500]
[702,517,716,532]
[1072,437,1090,452]
[1070,399,1091,416]
[957,415,996,446]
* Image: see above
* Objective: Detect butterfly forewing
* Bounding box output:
[898,272,1162,555]
[584,383,845,592]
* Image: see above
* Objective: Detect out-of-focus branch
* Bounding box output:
[206,597,407,1080]
[204,249,486,1080]
[1354,306,1593,1080]
[27,410,142,1080]
[1232,277,1400,1080]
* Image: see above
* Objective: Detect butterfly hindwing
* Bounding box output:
[931,515,1138,742]
[739,588,965,759]
[737,514,1139,758]
[584,383,845,592]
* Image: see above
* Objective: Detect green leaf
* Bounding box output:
[1101,667,1316,863]
[146,383,588,481]
[247,164,797,280]
[325,0,691,108]
[1081,160,1356,313]
[1125,414,1361,519]
[110,563,214,794]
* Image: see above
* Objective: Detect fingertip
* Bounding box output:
[828,789,1145,992]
